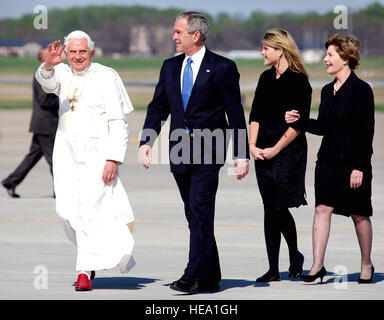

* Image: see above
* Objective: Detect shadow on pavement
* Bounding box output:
[73,276,160,290]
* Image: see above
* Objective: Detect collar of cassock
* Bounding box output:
[71,62,93,76]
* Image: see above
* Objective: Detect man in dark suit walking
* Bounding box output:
[2,47,59,198]
[138,12,250,294]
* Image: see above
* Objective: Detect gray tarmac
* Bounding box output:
[0,110,383,301]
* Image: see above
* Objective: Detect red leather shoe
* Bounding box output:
[75,273,92,291]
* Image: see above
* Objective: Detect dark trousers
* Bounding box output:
[2,133,55,188]
[173,164,222,283]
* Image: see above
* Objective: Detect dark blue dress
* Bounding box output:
[249,67,312,208]
[305,72,375,216]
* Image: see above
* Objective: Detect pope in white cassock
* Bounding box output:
[35,30,135,291]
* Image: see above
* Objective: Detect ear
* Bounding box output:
[276,47,284,57]
[193,31,201,44]
[90,49,95,58]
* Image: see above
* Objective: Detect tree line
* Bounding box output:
[0,2,383,56]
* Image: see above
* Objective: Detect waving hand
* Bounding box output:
[44,40,66,70]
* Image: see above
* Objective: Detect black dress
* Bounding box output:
[304,72,375,216]
[249,67,312,208]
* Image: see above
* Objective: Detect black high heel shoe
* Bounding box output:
[288,252,304,278]
[300,266,327,284]
[358,265,374,284]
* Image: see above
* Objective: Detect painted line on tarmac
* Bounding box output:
[1,219,382,232]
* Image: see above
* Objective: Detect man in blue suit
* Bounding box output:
[139,11,249,294]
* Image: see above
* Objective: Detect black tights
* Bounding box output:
[263,206,300,273]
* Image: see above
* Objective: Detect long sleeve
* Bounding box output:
[140,61,170,147]
[105,119,129,163]
[220,61,249,160]
[303,86,328,136]
[35,62,60,95]
[249,73,265,124]
[287,74,312,131]
[351,82,375,171]
[99,70,131,163]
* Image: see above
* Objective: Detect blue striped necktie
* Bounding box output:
[182,57,193,133]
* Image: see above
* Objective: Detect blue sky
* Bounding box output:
[1,0,383,19]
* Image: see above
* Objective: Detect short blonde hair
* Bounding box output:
[325,34,360,71]
[262,28,308,76]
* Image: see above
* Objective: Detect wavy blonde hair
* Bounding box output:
[262,28,308,77]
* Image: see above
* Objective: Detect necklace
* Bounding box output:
[333,80,343,95]
[68,73,86,111]
[333,83,338,94]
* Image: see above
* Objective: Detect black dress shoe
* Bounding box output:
[2,183,20,198]
[170,276,198,294]
[198,280,220,292]
[358,265,374,284]
[256,271,281,283]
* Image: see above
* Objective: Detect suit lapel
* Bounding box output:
[171,54,184,112]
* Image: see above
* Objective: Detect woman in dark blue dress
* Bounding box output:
[286,34,375,283]
[249,29,312,282]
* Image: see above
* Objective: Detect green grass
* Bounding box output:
[1,98,382,113]
[0,100,32,109]
[93,56,165,70]
[0,56,165,74]
[1,56,383,74]
[0,99,150,110]
[0,55,383,111]
[0,57,41,73]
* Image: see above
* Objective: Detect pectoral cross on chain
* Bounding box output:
[69,88,79,112]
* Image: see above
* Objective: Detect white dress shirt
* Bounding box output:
[180,46,206,90]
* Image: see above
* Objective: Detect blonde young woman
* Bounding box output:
[286,34,375,284]
[249,29,312,282]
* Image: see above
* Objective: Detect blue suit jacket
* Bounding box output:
[140,48,249,173]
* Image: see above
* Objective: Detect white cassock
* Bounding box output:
[35,62,135,273]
